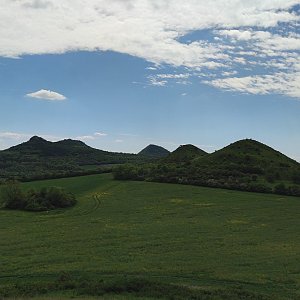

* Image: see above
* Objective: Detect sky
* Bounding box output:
[0,0,300,161]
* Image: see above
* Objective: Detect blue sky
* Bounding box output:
[0,1,299,161]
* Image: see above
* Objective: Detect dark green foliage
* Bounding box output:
[287,185,300,196]
[0,180,26,209]
[138,144,170,158]
[165,144,207,162]
[113,164,138,180]
[274,183,288,195]
[273,183,300,196]
[25,186,76,211]
[292,171,300,184]
[0,136,150,181]
[114,139,300,196]
[1,181,76,211]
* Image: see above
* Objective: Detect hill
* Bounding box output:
[165,144,207,162]
[194,139,299,180]
[114,139,300,196]
[7,136,117,158]
[0,136,144,181]
[138,144,170,158]
[8,136,97,157]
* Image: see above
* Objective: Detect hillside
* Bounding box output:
[138,144,170,158]
[114,139,300,196]
[0,136,144,181]
[165,144,207,162]
[7,136,120,158]
[8,136,98,157]
[194,139,299,180]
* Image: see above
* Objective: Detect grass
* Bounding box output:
[1,174,300,299]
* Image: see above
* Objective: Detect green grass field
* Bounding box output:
[1,174,300,299]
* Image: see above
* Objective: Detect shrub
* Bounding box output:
[288,185,300,196]
[274,183,287,195]
[1,182,76,211]
[26,187,76,211]
[0,180,26,209]
[113,164,137,180]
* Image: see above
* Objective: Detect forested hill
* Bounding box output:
[114,139,300,196]
[0,136,147,181]
[138,144,170,158]
[164,144,207,162]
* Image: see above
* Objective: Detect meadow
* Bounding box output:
[0,174,300,299]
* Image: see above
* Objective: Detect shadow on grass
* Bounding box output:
[0,272,271,300]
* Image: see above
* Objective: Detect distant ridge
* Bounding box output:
[165,144,207,162]
[8,136,100,157]
[0,136,144,181]
[2,136,300,196]
[138,144,170,158]
[114,138,300,196]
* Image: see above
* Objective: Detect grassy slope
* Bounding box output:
[0,174,300,299]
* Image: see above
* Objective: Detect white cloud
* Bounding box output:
[76,132,108,140]
[1,1,300,98]
[205,72,300,98]
[218,29,300,52]
[146,66,157,70]
[222,70,238,77]
[205,28,300,98]
[233,57,247,65]
[94,132,107,137]
[0,131,64,150]
[148,73,192,86]
[148,77,167,87]
[76,135,95,140]
[115,139,123,143]
[218,29,271,41]
[0,131,31,140]
[0,1,298,66]
[26,89,66,101]
[156,73,190,79]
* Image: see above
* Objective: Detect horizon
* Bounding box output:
[2,134,300,163]
[0,1,299,161]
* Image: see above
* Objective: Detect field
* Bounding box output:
[1,174,300,299]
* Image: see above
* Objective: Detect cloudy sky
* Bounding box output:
[0,0,299,160]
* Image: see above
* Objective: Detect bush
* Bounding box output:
[1,182,76,211]
[0,180,26,209]
[274,183,287,195]
[288,185,300,196]
[113,164,137,180]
